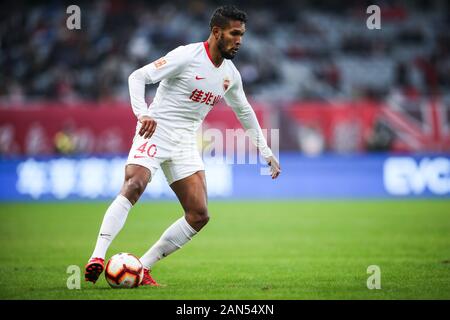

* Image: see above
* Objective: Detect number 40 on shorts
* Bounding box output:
[135,142,157,158]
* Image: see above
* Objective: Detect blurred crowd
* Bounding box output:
[1,0,449,105]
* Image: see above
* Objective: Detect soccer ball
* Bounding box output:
[105,253,144,288]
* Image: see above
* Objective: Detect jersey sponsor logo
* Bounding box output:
[153,58,167,69]
[190,89,222,106]
[195,76,206,80]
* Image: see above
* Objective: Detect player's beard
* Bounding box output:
[217,36,236,60]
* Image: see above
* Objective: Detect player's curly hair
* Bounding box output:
[209,5,247,30]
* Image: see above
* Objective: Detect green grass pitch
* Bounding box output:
[1,200,449,299]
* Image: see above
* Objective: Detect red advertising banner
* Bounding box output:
[0,101,269,155]
[286,100,381,153]
[286,99,450,153]
[0,104,136,155]
[2,99,447,155]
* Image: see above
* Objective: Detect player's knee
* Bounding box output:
[186,207,209,229]
[123,177,146,201]
[189,208,209,224]
[198,211,210,226]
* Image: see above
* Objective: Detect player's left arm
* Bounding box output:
[224,72,281,179]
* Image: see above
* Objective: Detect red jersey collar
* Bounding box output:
[203,41,223,68]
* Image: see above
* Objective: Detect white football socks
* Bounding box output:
[140,216,197,269]
[91,194,133,260]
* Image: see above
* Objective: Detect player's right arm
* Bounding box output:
[128,46,189,138]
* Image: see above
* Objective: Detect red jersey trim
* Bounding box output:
[203,41,222,68]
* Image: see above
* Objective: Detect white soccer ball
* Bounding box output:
[105,253,144,288]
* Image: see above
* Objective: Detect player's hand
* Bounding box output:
[266,155,281,179]
[138,115,157,139]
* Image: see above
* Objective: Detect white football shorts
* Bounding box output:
[126,123,204,185]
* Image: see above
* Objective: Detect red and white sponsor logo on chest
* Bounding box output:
[189,77,230,106]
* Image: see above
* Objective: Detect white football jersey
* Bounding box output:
[128,41,272,158]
